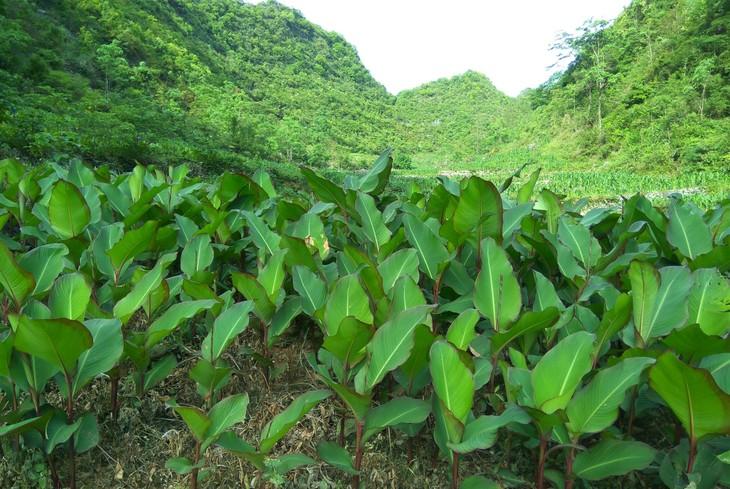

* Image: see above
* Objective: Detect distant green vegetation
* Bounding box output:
[393,71,528,163]
[520,0,730,171]
[0,0,728,193]
[0,0,394,170]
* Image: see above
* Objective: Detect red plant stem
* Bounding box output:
[352,420,363,489]
[536,435,547,489]
[687,436,697,473]
[450,452,460,489]
[191,440,201,489]
[626,386,638,435]
[564,445,576,489]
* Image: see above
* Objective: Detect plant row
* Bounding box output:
[0,151,729,488]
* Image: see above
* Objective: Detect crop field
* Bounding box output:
[395,150,730,207]
[0,151,729,489]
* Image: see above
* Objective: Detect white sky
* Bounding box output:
[257,0,631,96]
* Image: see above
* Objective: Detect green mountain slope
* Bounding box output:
[522,0,730,170]
[0,0,394,170]
[394,71,527,165]
[0,0,727,176]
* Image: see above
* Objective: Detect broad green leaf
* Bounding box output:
[253,169,277,198]
[377,249,420,293]
[259,389,331,454]
[0,332,12,377]
[113,253,176,323]
[688,268,730,336]
[106,221,158,280]
[203,393,250,450]
[390,276,428,313]
[629,262,692,343]
[533,271,563,311]
[356,192,391,253]
[517,168,541,204]
[14,316,92,374]
[166,457,204,475]
[558,218,602,271]
[358,148,392,194]
[365,305,432,390]
[536,189,561,234]
[243,211,280,255]
[364,397,431,439]
[144,354,177,391]
[49,273,91,321]
[317,440,358,475]
[566,357,655,434]
[180,235,214,278]
[0,242,35,309]
[231,272,275,321]
[430,340,473,423]
[268,297,302,345]
[403,214,449,280]
[73,413,99,454]
[46,416,82,454]
[503,203,534,240]
[491,308,560,355]
[301,167,349,210]
[699,353,730,393]
[202,301,254,362]
[667,199,712,259]
[446,309,480,351]
[292,266,327,315]
[323,317,372,367]
[448,405,530,453]
[0,414,51,438]
[649,352,730,440]
[258,250,287,302]
[175,214,199,246]
[532,331,595,414]
[474,237,521,331]
[19,244,68,296]
[594,293,632,357]
[264,454,315,477]
[573,439,656,480]
[173,405,210,442]
[48,180,90,239]
[146,300,216,349]
[72,319,123,396]
[453,176,503,241]
[324,275,373,335]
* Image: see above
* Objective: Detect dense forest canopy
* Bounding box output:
[0,0,728,174]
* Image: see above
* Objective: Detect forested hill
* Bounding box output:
[394,71,528,164]
[521,0,730,170]
[0,0,728,174]
[0,0,394,170]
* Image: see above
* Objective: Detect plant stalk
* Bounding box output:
[536,435,547,489]
[191,440,201,489]
[450,452,460,489]
[352,420,363,489]
[564,445,576,489]
[687,436,697,473]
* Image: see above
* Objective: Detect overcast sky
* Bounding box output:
[258,0,631,96]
